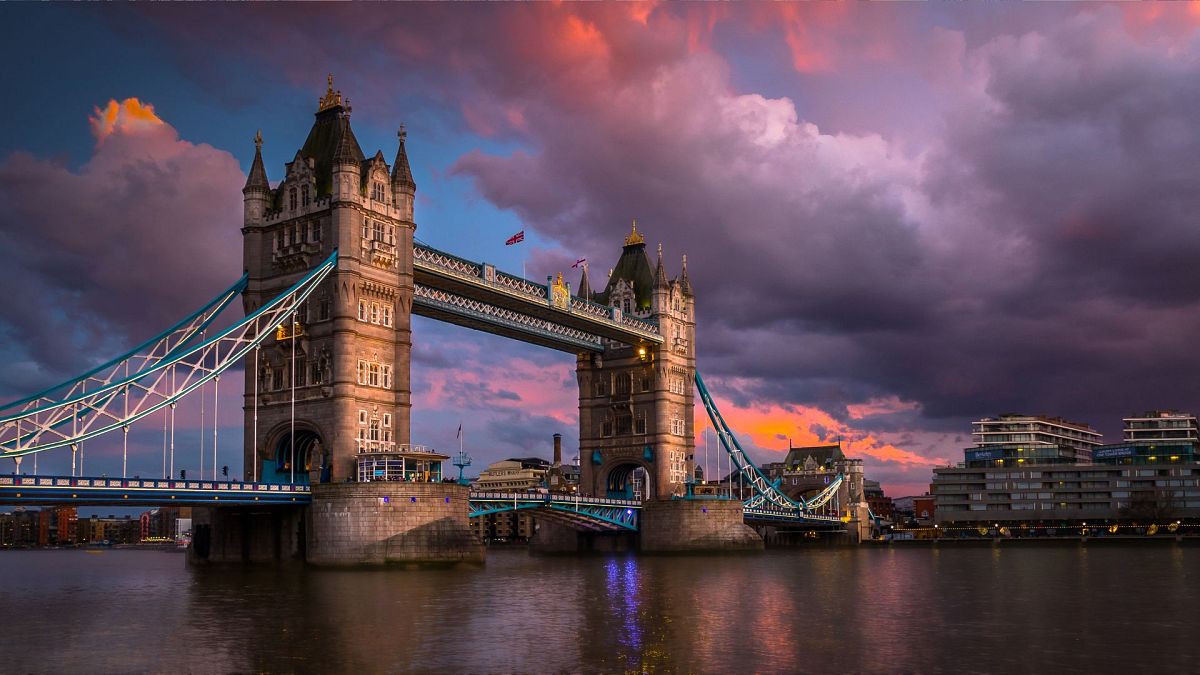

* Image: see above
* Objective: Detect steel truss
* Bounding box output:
[413,284,605,352]
[0,274,246,417]
[468,492,641,531]
[0,252,338,457]
[695,371,845,523]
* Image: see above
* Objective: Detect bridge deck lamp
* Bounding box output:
[637,346,647,361]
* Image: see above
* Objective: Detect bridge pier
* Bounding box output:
[528,517,637,554]
[306,482,483,566]
[188,506,306,564]
[638,499,763,553]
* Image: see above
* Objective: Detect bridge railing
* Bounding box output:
[0,474,311,493]
[469,491,641,507]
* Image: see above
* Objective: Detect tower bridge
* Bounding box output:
[0,78,869,563]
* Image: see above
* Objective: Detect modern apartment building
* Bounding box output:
[966,414,1103,467]
[934,411,1200,523]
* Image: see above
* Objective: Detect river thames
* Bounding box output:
[1,545,1196,673]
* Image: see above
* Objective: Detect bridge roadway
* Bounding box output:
[0,475,845,530]
[412,243,664,352]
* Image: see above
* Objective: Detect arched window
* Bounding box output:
[301,185,310,207]
[289,189,297,211]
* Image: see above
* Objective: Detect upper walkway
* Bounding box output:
[413,243,663,352]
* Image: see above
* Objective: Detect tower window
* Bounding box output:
[635,411,647,435]
[372,221,385,243]
[381,305,393,327]
[358,300,368,322]
[311,221,321,242]
[362,220,371,240]
[289,189,297,211]
[370,302,381,324]
[301,186,310,207]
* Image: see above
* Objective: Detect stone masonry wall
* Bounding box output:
[639,499,763,552]
[307,482,484,566]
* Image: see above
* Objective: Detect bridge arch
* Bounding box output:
[263,422,328,484]
[600,459,653,501]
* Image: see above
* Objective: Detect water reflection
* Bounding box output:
[1,546,1199,673]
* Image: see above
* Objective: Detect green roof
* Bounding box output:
[298,105,364,197]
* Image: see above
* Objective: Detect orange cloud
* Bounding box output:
[89,98,165,144]
[695,391,943,467]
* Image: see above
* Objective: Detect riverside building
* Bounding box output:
[933,411,1200,524]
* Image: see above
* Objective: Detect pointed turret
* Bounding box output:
[391,124,416,191]
[244,130,270,193]
[391,124,416,221]
[679,254,693,296]
[578,264,593,299]
[654,242,669,289]
[243,130,271,225]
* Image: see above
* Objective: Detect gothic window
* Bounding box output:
[357,360,367,385]
[291,224,299,244]
[362,220,371,240]
[289,189,297,211]
[383,414,392,428]
[294,359,307,387]
[671,411,685,436]
[318,296,330,321]
[372,221,385,243]
[634,410,647,435]
[616,412,632,436]
[622,297,631,314]
[381,305,393,327]
[369,418,381,442]
[358,410,368,426]
[358,300,368,322]
[595,378,609,397]
[381,365,392,389]
[639,371,652,392]
[311,221,321,242]
[368,363,381,387]
[370,302,381,324]
[301,186,310,207]
[385,225,395,245]
[272,366,285,390]
[601,415,614,438]
[615,373,632,396]
[274,230,283,251]
[308,360,322,385]
[371,181,386,202]
[282,227,290,247]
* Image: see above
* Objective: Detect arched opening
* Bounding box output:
[605,462,652,501]
[262,428,328,484]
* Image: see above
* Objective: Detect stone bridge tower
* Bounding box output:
[240,77,416,484]
[577,222,697,500]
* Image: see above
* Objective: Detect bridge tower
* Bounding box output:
[240,76,415,484]
[577,222,697,500]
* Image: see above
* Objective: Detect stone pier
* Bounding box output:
[306,482,484,566]
[188,506,306,564]
[638,499,763,552]
[528,517,637,554]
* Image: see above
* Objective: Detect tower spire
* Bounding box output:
[391,123,416,190]
[680,253,693,296]
[654,242,668,288]
[243,129,269,192]
[578,262,592,300]
[624,218,645,247]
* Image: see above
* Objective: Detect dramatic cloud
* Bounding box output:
[0,97,244,397]
[9,4,1200,495]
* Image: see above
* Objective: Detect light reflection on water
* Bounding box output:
[1,546,1198,673]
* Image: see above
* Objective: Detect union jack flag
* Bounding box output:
[505,230,525,245]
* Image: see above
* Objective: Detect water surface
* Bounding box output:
[0,545,1195,673]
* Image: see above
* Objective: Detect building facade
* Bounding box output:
[934,411,1200,523]
[577,224,697,500]
[965,414,1102,467]
[241,76,417,484]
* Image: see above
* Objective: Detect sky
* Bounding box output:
[3,3,1200,498]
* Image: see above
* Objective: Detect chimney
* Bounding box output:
[553,433,562,465]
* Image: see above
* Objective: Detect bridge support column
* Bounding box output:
[188,506,306,564]
[306,482,483,566]
[528,517,637,554]
[638,499,762,553]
